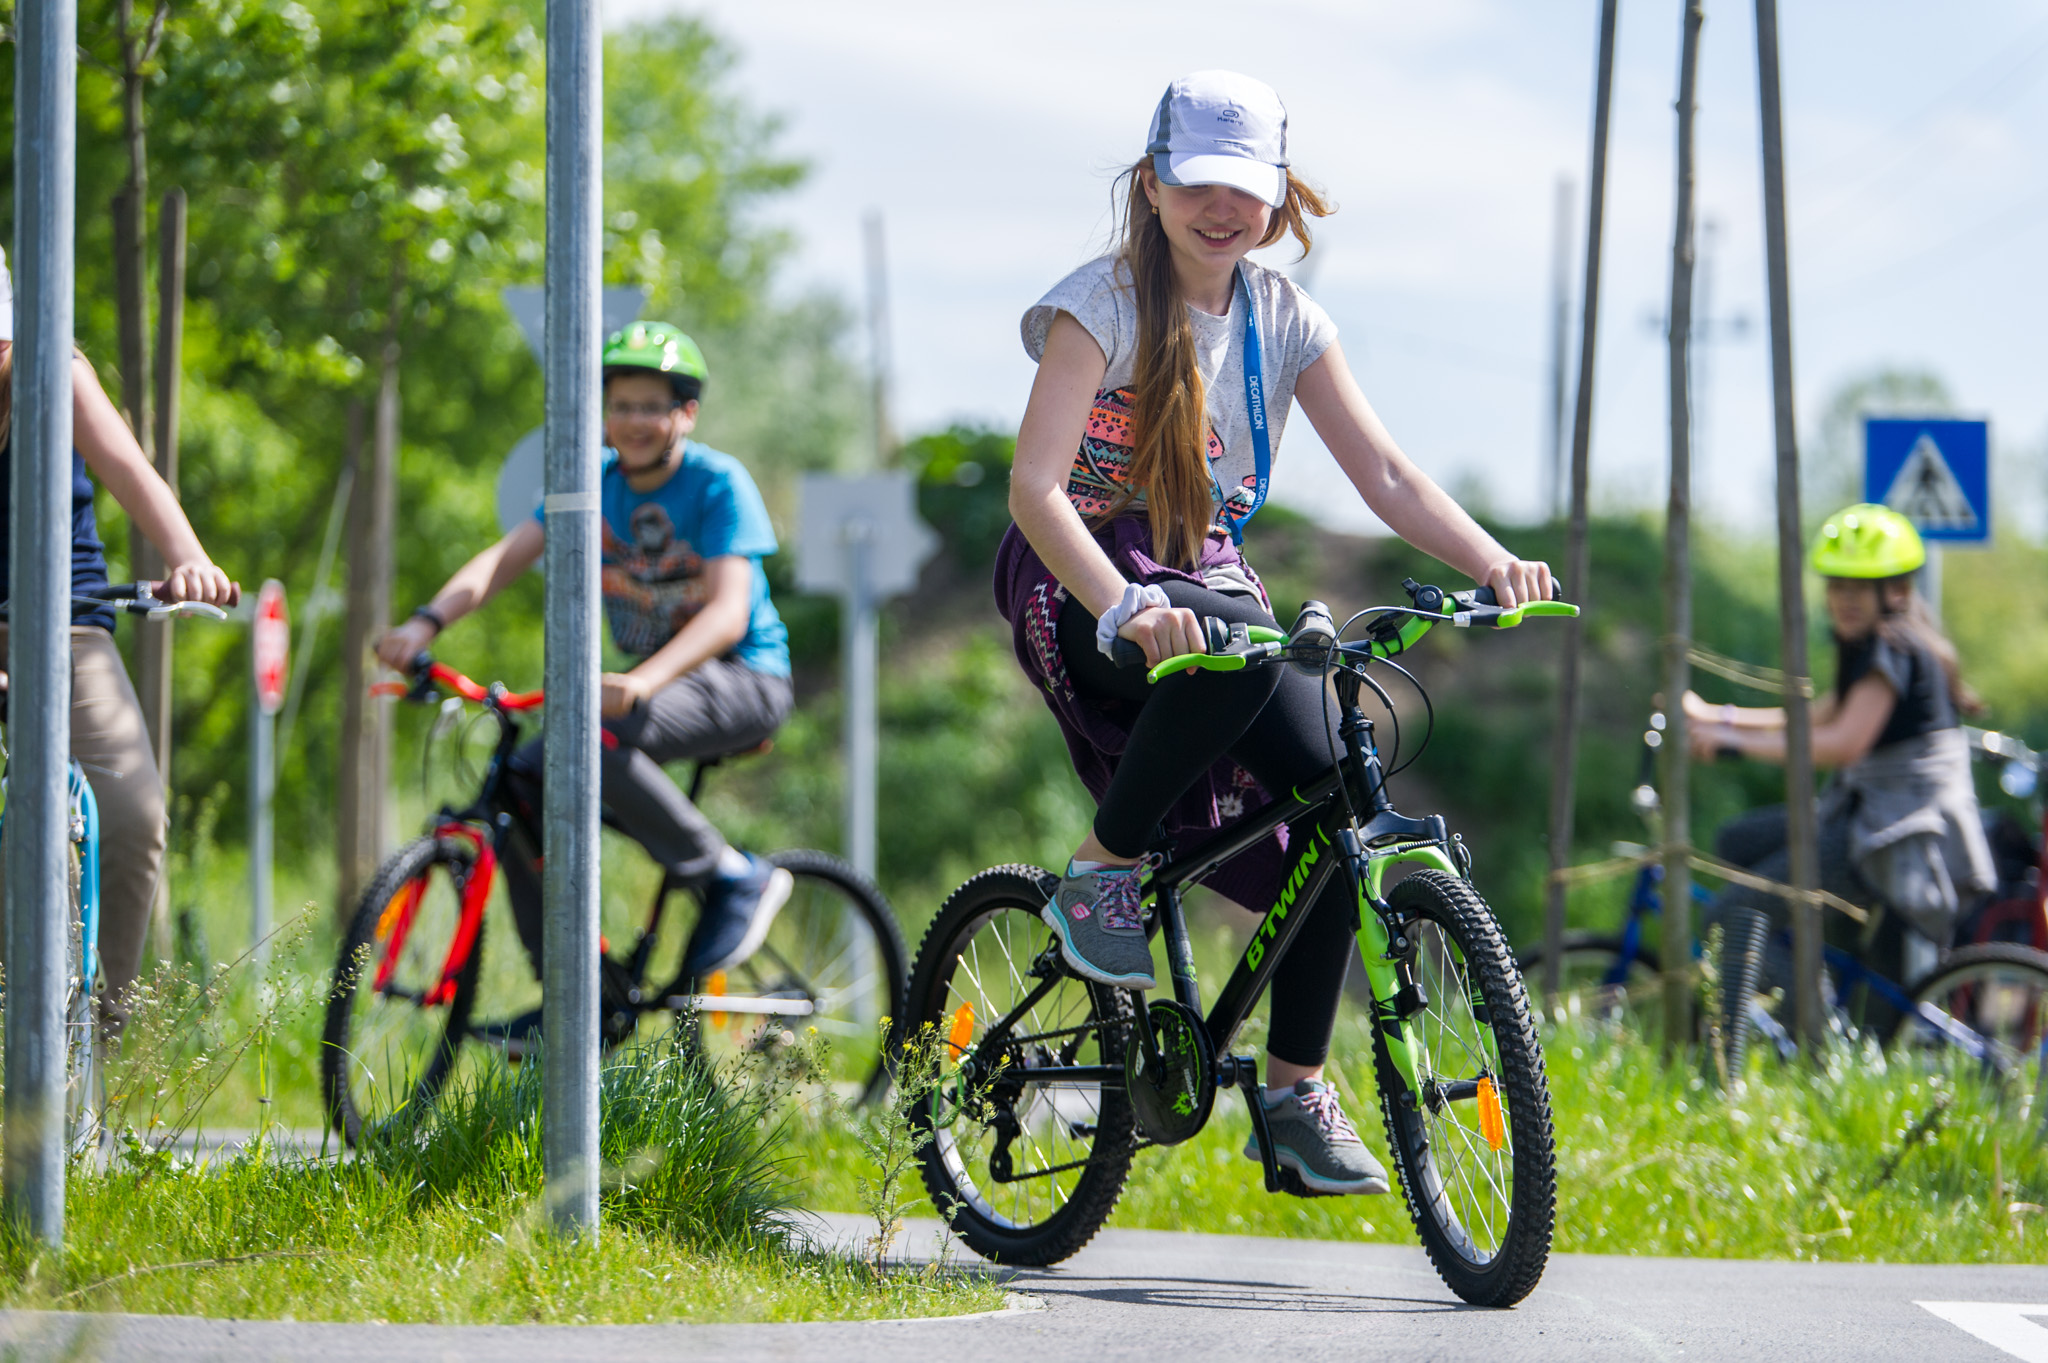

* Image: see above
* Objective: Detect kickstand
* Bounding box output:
[1232,1055,1281,1194]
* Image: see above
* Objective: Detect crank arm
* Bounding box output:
[1226,1054,1282,1194]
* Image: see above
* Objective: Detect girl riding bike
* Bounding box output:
[1000,70,1552,1198]
[1682,503,1996,1066]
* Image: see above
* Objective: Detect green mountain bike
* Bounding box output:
[906,580,1575,1308]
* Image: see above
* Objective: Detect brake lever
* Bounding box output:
[152,601,229,621]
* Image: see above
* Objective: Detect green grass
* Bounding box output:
[5,1028,1003,1324]
[3,1169,996,1324]
[791,1009,2048,1263]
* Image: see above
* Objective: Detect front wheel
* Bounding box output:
[1373,871,1555,1307]
[1888,942,2048,1137]
[322,833,487,1144]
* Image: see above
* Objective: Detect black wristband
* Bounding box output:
[410,605,447,637]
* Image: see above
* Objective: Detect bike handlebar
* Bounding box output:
[1110,579,1577,682]
[0,581,238,623]
[371,655,545,711]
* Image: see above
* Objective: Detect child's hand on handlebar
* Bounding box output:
[1120,604,1206,670]
[157,560,239,608]
[601,671,653,718]
[376,619,438,672]
[1478,559,1555,610]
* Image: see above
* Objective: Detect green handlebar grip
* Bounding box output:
[1368,616,1436,658]
[1521,601,1580,618]
[1246,625,1287,644]
[1146,651,1248,684]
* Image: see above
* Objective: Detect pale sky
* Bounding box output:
[619,0,2048,538]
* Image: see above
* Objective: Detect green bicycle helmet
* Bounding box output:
[1810,503,1926,579]
[601,321,708,399]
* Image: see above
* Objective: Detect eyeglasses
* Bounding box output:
[605,401,680,420]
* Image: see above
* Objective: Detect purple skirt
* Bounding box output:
[993,515,1290,909]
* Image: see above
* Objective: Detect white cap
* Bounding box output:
[0,245,12,342]
[1146,70,1290,209]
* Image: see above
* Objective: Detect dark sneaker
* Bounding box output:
[1041,861,1156,990]
[1243,1078,1391,1195]
[683,853,795,978]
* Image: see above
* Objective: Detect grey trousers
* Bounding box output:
[0,625,167,1036]
[508,656,792,886]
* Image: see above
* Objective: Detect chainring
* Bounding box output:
[1124,999,1215,1145]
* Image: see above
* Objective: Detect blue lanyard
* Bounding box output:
[1228,264,1271,545]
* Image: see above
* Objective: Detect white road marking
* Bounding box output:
[1918,1302,2048,1362]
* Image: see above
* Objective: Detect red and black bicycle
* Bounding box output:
[320,657,904,1144]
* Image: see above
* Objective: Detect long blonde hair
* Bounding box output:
[1107,159,1331,568]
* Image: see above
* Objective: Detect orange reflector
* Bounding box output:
[707,970,728,1027]
[1476,1074,1506,1150]
[947,1002,976,1058]
[374,888,411,943]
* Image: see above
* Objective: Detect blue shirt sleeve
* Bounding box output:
[691,451,778,560]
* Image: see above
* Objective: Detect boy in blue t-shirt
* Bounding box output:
[378,322,793,979]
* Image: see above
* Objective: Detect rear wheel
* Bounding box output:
[909,866,1136,1265]
[1374,871,1555,1307]
[322,834,485,1144]
[683,849,906,1106]
[1888,942,2048,1137]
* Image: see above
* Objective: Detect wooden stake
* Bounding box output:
[137,187,186,962]
[1661,0,1704,1058]
[1755,0,1825,1051]
[1542,0,1618,1009]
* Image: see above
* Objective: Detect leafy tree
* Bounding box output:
[3,2,863,886]
[1806,366,1954,522]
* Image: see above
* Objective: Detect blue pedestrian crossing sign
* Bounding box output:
[1863,417,1989,544]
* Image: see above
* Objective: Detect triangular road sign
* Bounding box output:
[1882,433,1979,533]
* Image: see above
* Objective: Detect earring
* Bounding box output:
[1150,204,1158,215]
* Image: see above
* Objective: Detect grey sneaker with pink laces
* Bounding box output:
[1041,860,1156,990]
[1243,1077,1391,1195]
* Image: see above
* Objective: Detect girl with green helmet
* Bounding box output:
[1682,503,1994,1069]
[378,320,795,990]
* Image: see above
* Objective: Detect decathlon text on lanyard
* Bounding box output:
[1225,264,1271,545]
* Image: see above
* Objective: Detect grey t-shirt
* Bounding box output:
[1020,253,1338,536]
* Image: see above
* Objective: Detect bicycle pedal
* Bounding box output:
[1274,1166,1344,1200]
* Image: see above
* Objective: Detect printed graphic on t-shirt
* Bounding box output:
[601,506,711,658]
[1066,387,1254,533]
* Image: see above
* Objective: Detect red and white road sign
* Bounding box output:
[253,578,290,716]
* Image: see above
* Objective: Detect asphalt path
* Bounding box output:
[2,1210,2044,1362]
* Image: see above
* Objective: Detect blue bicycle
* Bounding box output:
[1521,714,2048,1134]
[0,582,228,1153]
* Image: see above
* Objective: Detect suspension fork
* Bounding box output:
[1346,834,1462,1102]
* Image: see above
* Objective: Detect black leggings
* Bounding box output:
[1057,581,1355,1068]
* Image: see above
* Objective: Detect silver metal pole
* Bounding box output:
[862,213,895,469]
[843,519,877,879]
[1545,175,1574,521]
[1919,544,1943,627]
[7,0,81,1247]
[249,668,273,967]
[541,0,603,1239]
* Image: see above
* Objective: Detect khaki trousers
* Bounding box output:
[0,625,167,1033]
